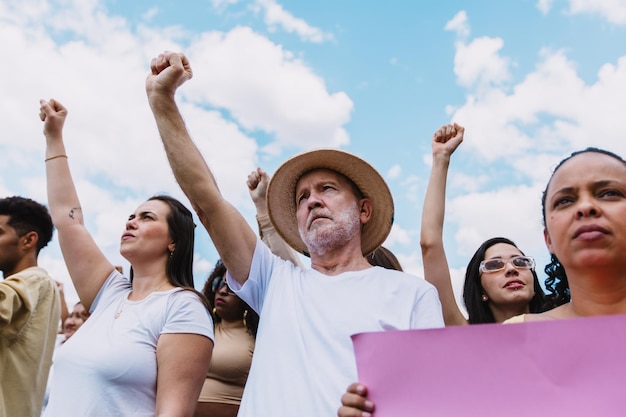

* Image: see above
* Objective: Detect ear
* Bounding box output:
[543,228,554,254]
[359,198,373,225]
[21,231,39,251]
[168,242,176,254]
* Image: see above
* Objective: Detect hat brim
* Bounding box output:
[267,148,394,257]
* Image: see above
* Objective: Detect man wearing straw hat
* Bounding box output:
[146,51,444,417]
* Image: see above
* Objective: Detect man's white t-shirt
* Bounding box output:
[228,239,444,417]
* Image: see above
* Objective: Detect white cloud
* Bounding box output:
[184,26,352,153]
[386,164,401,180]
[535,0,626,24]
[450,48,626,162]
[142,7,158,21]
[254,0,334,43]
[568,0,626,24]
[212,0,241,7]
[536,0,555,14]
[445,11,512,91]
[0,0,352,294]
[384,224,413,247]
[444,10,470,39]
[453,37,512,90]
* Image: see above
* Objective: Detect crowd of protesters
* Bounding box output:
[1,51,625,417]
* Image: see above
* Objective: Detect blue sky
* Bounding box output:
[2,0,626,308]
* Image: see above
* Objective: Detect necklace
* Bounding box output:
[114,281,170,319]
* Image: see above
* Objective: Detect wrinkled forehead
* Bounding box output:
[295,168,361,196]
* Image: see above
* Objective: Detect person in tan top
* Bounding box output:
[0,196,60,417]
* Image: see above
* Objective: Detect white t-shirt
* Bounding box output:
[44,271,214,417]
[228,239,444,417]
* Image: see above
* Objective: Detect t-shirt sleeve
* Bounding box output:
[0,271,40,337]
[89,269,131,314]
[162,290,214,342]
[410,286,445,330]
[226,237,286,314]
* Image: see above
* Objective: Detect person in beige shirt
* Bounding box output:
[0,196,60,417]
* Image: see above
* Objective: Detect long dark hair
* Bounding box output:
[368,246,403,271]
[540,147,626,308]
[129,195,209,310]
[463,237,546,324]
[201,259,259,337]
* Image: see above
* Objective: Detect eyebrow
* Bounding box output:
[552,180,621,196]
[130,210,159,218]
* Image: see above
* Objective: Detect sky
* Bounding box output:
[2,0,626,309]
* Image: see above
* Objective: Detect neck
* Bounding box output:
[310,247,371,276]
[130,267,172,300]
[3,255,38,278]
[219,318,246,329]
[565,269,626,317]
[489,302,530,323]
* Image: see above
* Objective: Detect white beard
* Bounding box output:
[299,202,361,256]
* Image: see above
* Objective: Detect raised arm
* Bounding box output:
[247,167,305,268]
[419,123,465,326]
[56,281,70,331]
[40,99,114,310]
[145,51,257,284]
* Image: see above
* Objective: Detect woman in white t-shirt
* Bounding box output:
[40,98,214,417]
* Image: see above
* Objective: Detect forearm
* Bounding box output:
[148,93,222,207]
[148,93,257,282]
[420,154,467,326]
[44,133,84,228]
[59,289,69,327]
[257,213,304,268]
[420,154,451,250]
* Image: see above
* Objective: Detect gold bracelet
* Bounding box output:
[45,154,68,162]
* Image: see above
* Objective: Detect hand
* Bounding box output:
[432,122,464,159]
[338,383,374,417]
[146,51,193,98]
[39,99,68,138]
[247,167,270,210]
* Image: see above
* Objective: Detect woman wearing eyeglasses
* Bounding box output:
[419,123,547,325]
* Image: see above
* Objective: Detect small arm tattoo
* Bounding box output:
[69,207,82,219]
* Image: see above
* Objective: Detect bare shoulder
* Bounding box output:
[524,304,571,322]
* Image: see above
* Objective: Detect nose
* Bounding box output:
[125,218,138,230]
[504,261,519,276]
[306,191,324,210]
[575,194,600,219]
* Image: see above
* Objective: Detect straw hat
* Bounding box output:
[266,148,394,257]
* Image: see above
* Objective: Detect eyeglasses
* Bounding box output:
[211,277,235,295]
[479,256,535,273]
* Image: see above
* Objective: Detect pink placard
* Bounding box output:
[352,314,626,417]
